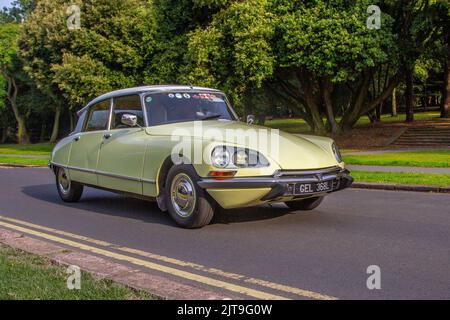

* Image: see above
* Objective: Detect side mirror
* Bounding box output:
[121,114,138,127]
[247,115,255,125]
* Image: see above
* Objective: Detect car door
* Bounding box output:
[68,99,112,186]
[96,94,147,195]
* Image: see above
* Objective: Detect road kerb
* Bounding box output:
[352,182,450,194]
[0,226,237,300]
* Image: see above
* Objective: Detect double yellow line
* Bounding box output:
[0,215,337,300]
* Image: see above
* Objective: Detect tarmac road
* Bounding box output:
[0,167,448,299]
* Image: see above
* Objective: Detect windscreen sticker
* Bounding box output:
[168,93,175,98]
[199,93,224,102]
[146,96,153,103]
[175,93,183,99]
[183,93,191,99]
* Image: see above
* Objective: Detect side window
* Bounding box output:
[73,110,87,134]
[111,95,145,129]
[85,100,111,132]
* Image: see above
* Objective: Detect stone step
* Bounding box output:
[401,138,450,141]
[391,123,450,147]
[405,130,449,132]
[407,131,450,134]
[398,136,450,140]
[393,143,450,147]
[397,136,450,140]
[395,140,450,144]
[402,134,450,138]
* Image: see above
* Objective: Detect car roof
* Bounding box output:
[78,85,223,115]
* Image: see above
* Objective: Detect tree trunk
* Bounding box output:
[300,83,325,134]
[441,51,450,118]
[376,103,382,121]
[405,67,414,122]
[49,106,61,143]
[340,77,371,131]
[6,76,29,144]
[391,88,397,116]
[1,127,7,143]
[322,78,339,135]
[69,111,75,132]
[40,123,46,142]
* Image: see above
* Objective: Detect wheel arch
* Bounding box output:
[155,155,196,211]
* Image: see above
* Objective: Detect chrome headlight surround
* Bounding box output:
[211,146,270,169]
[211,146,231,168]
[332,142,343,163]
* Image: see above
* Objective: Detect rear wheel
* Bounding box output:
[285,196,324,211]
[165,165,215,229]
[56,167,83,202]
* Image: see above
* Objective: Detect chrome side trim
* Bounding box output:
[96,169,141,182]
[49,162,156,184]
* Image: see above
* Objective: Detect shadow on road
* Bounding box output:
[22,184,296,227]
[212,204,292,225]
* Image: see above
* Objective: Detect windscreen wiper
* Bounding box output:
[199,114,222,121]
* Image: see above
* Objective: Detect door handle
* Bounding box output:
[74,136,80,142]
[103,133,112,140]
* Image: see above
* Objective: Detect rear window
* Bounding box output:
[85,100,111,132]
[73,110,87,134]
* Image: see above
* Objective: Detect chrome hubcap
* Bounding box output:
[170,173,196,218]
[58,168,71,195]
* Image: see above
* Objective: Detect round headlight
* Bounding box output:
[332,143,342,163]
[233,150,249,167]
[211,147,231,168]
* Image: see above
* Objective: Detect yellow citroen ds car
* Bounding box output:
[50,85,353,228]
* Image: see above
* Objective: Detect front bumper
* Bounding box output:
[198,166,353,204]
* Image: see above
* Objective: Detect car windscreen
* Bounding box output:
[144,92,236,126]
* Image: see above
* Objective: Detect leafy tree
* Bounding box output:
[185,0,401,134]
[19,0,155,142]
[0,23,29,144]
[144,0,225,85]
[384,0,448,122]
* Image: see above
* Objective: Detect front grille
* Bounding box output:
[275,166,342,182]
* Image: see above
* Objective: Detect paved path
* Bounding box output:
[343,147,450,156]
[347,165,450,174]
[0,167,448,299]
[0,154,49,159]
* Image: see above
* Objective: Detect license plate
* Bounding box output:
[286,181,333,195]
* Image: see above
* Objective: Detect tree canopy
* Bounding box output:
[0,0,448,143]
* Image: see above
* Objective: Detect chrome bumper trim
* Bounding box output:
[198,168,353,199]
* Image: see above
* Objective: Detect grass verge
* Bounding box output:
[0,143,53,156]
[343,149,450,168]
[0,244,156,300]
[265,112,440,134]
[0,156,49,167]
[352,171,450,187]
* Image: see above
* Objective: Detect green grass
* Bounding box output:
[0,244,156,300]
[0,143,54,155]
[0,156,49,166]
[352,171,450,187]
[343,149,450,168]
[266,112,441,134]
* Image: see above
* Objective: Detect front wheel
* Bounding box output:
[285,196,324,211]
[165,165,215,229]
[56,167,84,202]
